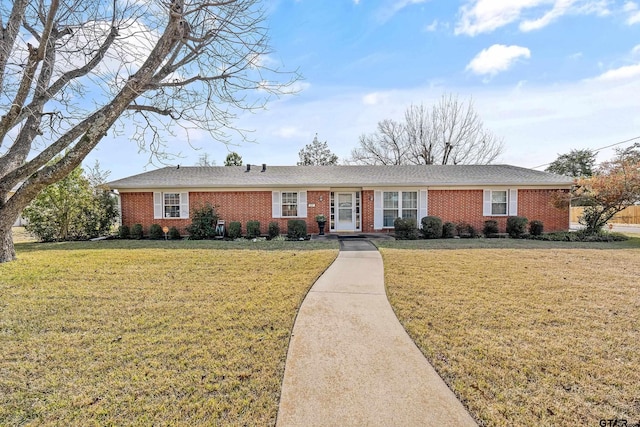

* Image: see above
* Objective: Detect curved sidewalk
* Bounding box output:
[276,240,477,426]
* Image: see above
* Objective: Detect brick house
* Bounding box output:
[107,164,573,235]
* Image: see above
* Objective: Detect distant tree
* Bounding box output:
[23,163,118,241]
[349,94,503,165]
[555,144,640,233]
[196,153,216,166]
[224,152,243,166]
[546,149,596,177]
[297,134,339,166]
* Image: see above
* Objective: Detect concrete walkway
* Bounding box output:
[276,239,477,426]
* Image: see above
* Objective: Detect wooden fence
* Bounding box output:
[571,206,640,225]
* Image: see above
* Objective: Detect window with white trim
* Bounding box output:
[281,192,298,217]
[383,191,418,227]
[491,190,507,215]
[164,193,181,218]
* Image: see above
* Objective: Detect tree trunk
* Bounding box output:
[0,221,16,263]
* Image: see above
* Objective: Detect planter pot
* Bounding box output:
[317,221,326,235]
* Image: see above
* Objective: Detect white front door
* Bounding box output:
[336,192,356,231]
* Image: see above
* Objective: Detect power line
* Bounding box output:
[531,135,640,169]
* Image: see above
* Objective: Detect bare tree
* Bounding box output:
[348,119,408,165]
[0,0,298,262]
[349,94,503,166]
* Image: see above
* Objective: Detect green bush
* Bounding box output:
[149,223,164,240]
[131,224,144,240]
[483,220,499,236]
[420,216,443,239]
[394,217,418,240]
[529,220,544,236]
[246,220,261,238]
[118,225,130,239]
[442,222,456,238]
[168,226,181,240]
[455,222,477,238]
[530,231,628,242]
[287,219,307,240]
[268,221,280,239]
[185,203,219,240]
[228,221,242,239]
[506,216,529,238]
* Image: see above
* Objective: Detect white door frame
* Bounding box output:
[335,192,357,231]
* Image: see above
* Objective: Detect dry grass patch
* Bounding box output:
[0,244,337,425]
[382,247,640,427]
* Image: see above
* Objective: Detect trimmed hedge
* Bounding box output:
[394,217,418,240]
[529,220,544,236]
[246,220,261,238]
[268,221,280,239]
[483,220,499,236]
[442,222,456,238]
[228,221,242,239]
[420,216,443,239]
[118,225,130,239]
[149,223,164,240]
[168,226,181,240]
[456,222,477,238]
[287,219,307,239]
[131,224,144,240]
[507,216,528,238]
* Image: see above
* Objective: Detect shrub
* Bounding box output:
[420,216,443,239]
[287,219,307,240]
[506,216,528,238]
[442,222,456,238]
[530,230,628,242]
[529,220,544,236]
[131,224,144,240]
[149,223,164,240]
[483,220,499,236]
[185,203,219,240]
[268,221,280,239]
[118,225,130,239]
[394,217,418,240]
[168,226,181,240]
[455,222,477,238]
[228,221,242,239]
[246,220,261,238]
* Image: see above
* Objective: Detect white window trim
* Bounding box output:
[153,191,189,219]
[483,189,518,217]
[377,190,425,229]
[271,190,308,218]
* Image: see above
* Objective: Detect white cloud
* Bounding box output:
[591,63,640,81]
[274,126,304,139]
[362,92,389,105]
[466,44,531,76]
[424,19,439,32]
[376,0,431,22]
[624,1,640,24]
[456,0,612,36]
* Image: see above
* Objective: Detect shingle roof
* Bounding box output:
[108,164,574,190]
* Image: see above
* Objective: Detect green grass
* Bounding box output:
[1,240,338,425]
[382,245,640,426]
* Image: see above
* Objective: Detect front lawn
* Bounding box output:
[382,243,640,426]
[0,240,338,425]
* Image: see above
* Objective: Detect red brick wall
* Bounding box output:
[120,188,569,236]
[120,190,332,236]
[427,189,569,233]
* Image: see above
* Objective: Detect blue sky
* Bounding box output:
[89,0,640,180]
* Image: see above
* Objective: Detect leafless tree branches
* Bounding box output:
[349,94,504,166]
[0,0,299,261]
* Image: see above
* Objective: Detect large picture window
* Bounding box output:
[383,191,417,227]
[281,192,298,217]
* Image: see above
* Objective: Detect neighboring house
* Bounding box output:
[7,183,27,227]
[108,164,573,235]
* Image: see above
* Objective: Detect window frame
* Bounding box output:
[163,193,181,218]
[483,189,518,217]
[281,191,299,218]
[382,190,418,228]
